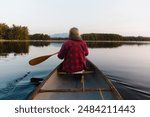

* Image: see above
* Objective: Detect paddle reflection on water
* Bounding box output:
[0,41,150,99]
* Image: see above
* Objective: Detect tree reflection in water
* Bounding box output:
[0,41,149,57]
[0,41,51,57]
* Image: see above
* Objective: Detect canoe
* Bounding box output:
[29,59,123,100]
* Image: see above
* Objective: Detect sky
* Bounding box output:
[0,0,150,36]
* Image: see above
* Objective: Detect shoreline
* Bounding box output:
[1,39,150,43]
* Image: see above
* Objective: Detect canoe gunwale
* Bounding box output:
[28,66,59,100]
[87,59,123,100]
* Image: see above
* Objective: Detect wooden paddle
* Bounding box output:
[29,52,58,66]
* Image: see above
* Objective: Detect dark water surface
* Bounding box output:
[0,41,150,99]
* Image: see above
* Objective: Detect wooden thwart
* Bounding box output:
[39,88,111,93]
[58,71,94,75]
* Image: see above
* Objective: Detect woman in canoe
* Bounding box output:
[58,27,89,74]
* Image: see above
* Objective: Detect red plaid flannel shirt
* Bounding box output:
[58,40,89,73]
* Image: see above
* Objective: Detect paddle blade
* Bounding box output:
[29,52,58,66]
[29,55,51,66]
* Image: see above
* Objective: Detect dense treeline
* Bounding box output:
[122,36,150,41]
[0,23,50,40]
[29,34,50,40]
[82,33,122,41]
[81,33,150,41]
[0,23,29,40]
[1,22,150,41]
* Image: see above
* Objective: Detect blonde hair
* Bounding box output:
[69,27,82,40]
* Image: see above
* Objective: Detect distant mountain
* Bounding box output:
[50,33,69,38]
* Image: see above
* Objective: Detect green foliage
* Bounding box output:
[29,33,50,40]
[123,36,150,41]
[0,23,29,40]
[82,33,123,41]
[81,33,150,41]
[0,23,9,39]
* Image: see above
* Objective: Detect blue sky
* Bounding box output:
[1,0,150,36]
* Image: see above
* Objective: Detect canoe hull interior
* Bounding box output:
[30,59,122,100]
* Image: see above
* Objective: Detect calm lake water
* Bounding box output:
[0,41,150,100]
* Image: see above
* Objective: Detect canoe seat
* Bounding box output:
[58,70,94,75]
[58,70,95,92]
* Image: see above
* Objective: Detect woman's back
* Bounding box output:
[58,27,89,73]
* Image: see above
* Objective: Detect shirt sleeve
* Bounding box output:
[83,41,89,56]
[57,43,67,59]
